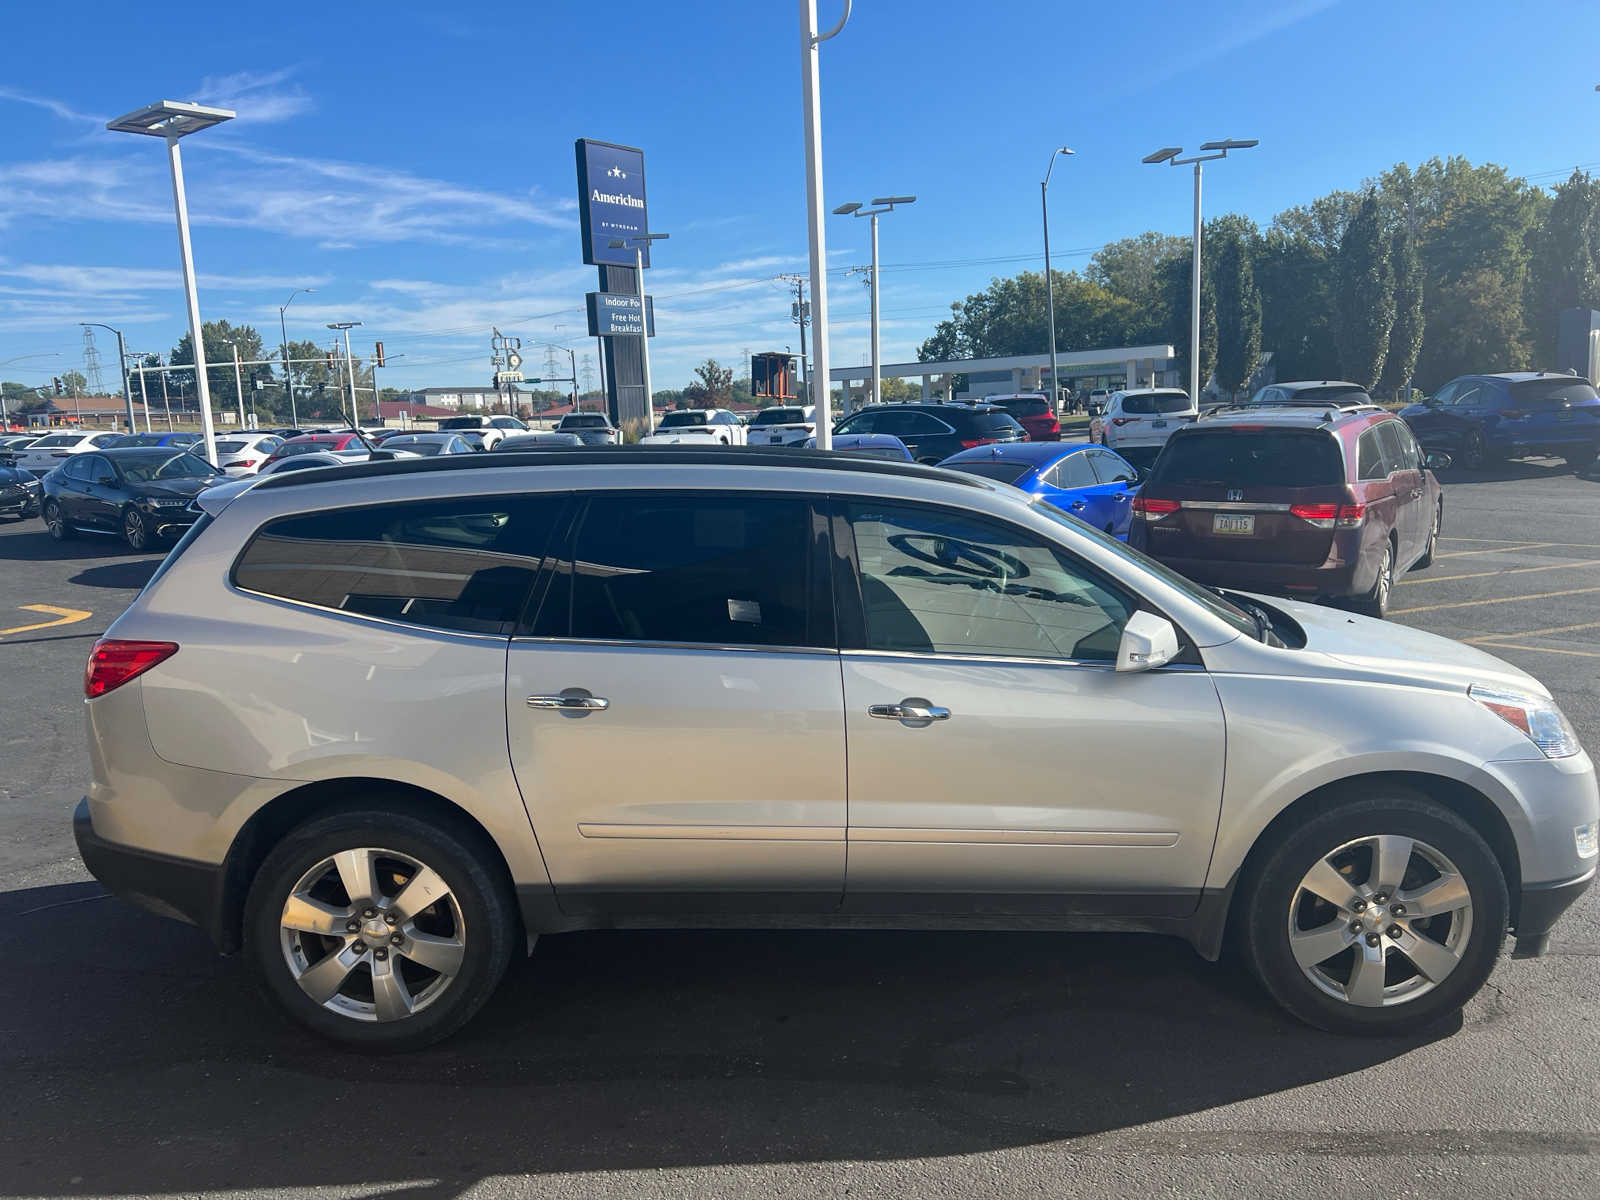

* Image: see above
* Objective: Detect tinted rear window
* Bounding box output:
[438,418,482,430]
[945,461,1033,484]
[1286,386,1367,404]
[560,414,608,428]
[750,408,806,425]
[660,412,708,427]
[998,398,1050,417]
[972,411,1024,433]
[1150,430,1345,488]
[234,496,564,635]
[277,439,340,457]
[1509,378,1599,407]
[1123,394,1191,415]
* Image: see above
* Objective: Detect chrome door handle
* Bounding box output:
[527,694,609,711]
[868,702,950,722]
[1069,500,1087,511]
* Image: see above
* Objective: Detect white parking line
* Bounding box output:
[1390,585,1600,615]
[1436,542,1554,559]
[1400,558,1600,585]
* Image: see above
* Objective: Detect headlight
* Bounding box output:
[1470,684,1582,758]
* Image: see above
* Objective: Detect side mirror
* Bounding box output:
[1115,611,1180,674]
[97,474,117,486]
[1423,451,1452,471]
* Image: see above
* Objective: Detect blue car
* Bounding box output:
[108,431,204,449]
[1401,372,1600,471]
[938,441,1142,537]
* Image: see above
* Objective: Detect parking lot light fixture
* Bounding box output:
[1143,138,1258,404]
[326,322,363,428]
[609,234,669,433]
[1042,148,1075,415]
[107,99,236,465]
[832,196,915,410]
[279,288,315,429]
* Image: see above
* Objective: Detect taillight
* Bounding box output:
[801,425,814,433]
[1290,503,1366,529]
[960,437,997,449]
[1131,496,1181,519]
[1111,417,1137,427]
[228,459,256,468]
[85,638,178,698]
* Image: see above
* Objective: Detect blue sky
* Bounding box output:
[3,0,1598,395]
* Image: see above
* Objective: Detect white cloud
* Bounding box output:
[195,68,313,123]
[0,87,104,126]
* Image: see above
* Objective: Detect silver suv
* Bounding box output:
[75,450,1597,1049]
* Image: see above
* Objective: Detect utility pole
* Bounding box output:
[782,275,811,403]
[327,321,363,427]
[158,356,173,430]
[1041,147,1074,414]
[799,0,851,448]
[228,342,246,430]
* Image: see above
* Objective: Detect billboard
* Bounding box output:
[575,139,649,268]
[586,292,657,338]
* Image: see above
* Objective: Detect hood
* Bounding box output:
[136,477,218,500]
[1253,594,1547,698]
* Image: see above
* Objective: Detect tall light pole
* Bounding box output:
[327,321,363,427]
[127,353,154,432]
[0,353,58,430]
[800,0,852,448]
[1041,147,1074,412]
[107,100,236,464]
[224,340,246,430]
[279,287,314,429]
[1143,138,1258,404]
[610,234,668,432]
[832,195,915,413]
[80,324,136,433]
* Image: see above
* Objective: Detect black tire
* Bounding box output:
[1459,429,1486,471]
[1351,538,1395,619]
[1412,503,1441,570]
[44,500,75,541]
[122,506,151,552]
[1565,443,1598,471]
[1240,787,1507,1036]
[245,805,518,1052]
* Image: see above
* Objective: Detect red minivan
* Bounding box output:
[1128,405,1445,618]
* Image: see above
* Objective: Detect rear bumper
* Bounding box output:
[1131,544,1361,598]
[74,798,231,950]
[1513,867,1595,958]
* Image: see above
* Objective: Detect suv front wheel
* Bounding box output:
[245,806,517,1051]
[1240,789,1507,1035]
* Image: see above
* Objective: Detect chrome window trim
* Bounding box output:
[839,647,1206,672]
[1179,500,1293,512]
[227,583,518,643]
[510,635,836,656]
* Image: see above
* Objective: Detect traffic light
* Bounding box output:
[52,377,62,396]
[374,341,386,368]
[326,352,337,371]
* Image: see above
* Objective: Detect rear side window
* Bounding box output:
[1001,398,1050,417]
[1122,394,1190,415]
[1357,430,1386,480]
[1375,420,1415,473]
[234,496,564,635]
[555,494,828,648]
[1151,430,1346,487]
[973,411,1024,433]
[947,461,1033,485]
[1045,453,1097,488]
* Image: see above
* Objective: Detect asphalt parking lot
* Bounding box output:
[1,459,1597,1199]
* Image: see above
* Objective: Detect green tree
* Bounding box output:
[1379,227,1425,398]
[169,320,266,416]
[1209,215,1262,396]
[1525,169,1600,363]
[682,359,734,407]
[1160,252,1217,394]
[917,270,1143,363]
[1088,231,1188,326]
[59,369,88,396]
[1335,192,1395,390]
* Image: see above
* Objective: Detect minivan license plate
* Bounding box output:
[1152,419,1168,428]
[1213,513,1255,535]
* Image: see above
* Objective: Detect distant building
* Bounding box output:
[394,387,501,411]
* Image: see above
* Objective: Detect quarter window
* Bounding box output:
[846,502,1133,661]
[1357,429,1387,480]
[233,496,564,635]
[1046,453,1098,488]
[558,494,828,648]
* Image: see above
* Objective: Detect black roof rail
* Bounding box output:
[249,445,989,492]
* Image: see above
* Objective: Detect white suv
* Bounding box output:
[1091,388,1197,458]
[74,449,1595,1049]
[13,429,123,474]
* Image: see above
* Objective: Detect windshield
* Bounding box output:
[560,414,609,428]
[1032,500,1260,641]
[1149,430,1345,487]
[33,434,83,447]
[945,461,1034,484]
[115,452,215,482]
[660,411,708,427]
[388,439,445,455]
[1122,393,1191,415]
[751,408,806,425]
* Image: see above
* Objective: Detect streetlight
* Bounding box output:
[800,0,853,449]
[0,353,58,430]
[326,321,363,428]
[222,340,247,430]
[609,234,669,432]
[1041,147,1075,413]
[80,324,137,434]
[1143,138,1258,405]
[832,195,915,412]
[279,288,315,429]
[107,99,236,464]
[125,352,156,432]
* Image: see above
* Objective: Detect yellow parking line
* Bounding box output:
[1466,642,1600,659]
[1391,586,1600,615]
[1439,537,1600,550]
[0,604,92,637]
[1468,620,1600,642]
[1437,542,1553,559]
[1400,557,1600,585]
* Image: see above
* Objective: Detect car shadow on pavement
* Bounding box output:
[0,526,152,562]
[0,881,1449,1196]
[68,559,160,590]
[1443,456,1594,485]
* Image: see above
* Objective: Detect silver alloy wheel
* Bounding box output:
[46,502,64,538]
[124,509,148,551]
[279,846,467,1023]
[1375,544,1393,611]
[1288,834,1474,1007]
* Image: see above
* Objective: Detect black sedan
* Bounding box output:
[42,447,223,551]
[829,402,1026,464]
[0,464,42,520]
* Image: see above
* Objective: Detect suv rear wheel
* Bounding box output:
[245,806,517,1051]
[1351,538,1395,619]
[1240,788,1506,1035]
